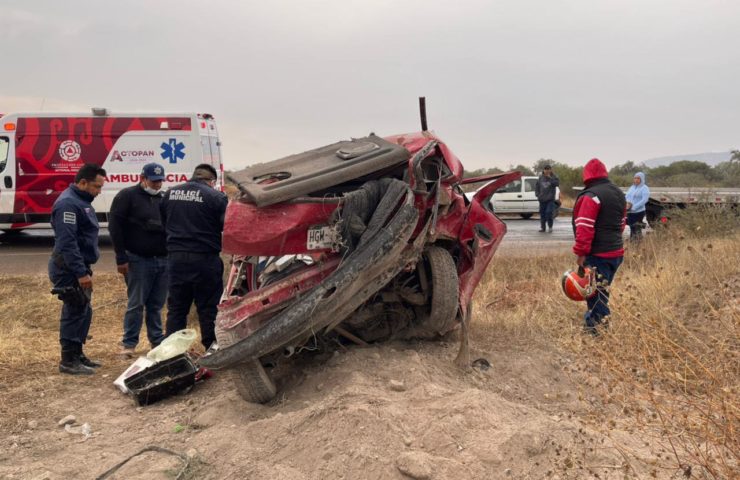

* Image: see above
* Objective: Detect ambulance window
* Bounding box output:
[0,137,9,174]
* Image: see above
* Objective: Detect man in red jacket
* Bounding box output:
[572,158,626,334]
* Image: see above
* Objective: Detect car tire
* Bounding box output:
[231,358,277,404]
[215,325,277,404]
[414,246,459,336]
[520,213,533,219]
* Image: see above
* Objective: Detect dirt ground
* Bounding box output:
[1,230,737,479]
[2,329,664,480]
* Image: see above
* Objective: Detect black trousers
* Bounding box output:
[48,259,92,349]
[165,253,223,349]
[627,211,645,240]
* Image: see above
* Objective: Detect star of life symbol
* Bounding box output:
[161,138,186,164]
[59,140,82,162]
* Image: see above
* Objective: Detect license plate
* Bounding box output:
[307,225,334,250]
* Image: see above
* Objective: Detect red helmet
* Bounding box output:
[561,267,597,301]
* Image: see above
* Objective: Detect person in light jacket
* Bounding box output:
[625,172,650,240]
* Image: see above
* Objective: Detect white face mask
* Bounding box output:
[143,185,161,195]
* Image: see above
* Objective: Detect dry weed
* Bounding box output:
[0,271,216,380]
[473,223,739,478]
[0,210,736,477]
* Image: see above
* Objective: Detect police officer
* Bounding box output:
[109,162,168,357]
[49,163,107,375]
[161,163,228,349]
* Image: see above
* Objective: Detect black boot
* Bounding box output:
[78,344,102,368]
[59,345,95,375]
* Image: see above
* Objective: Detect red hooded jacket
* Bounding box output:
[572,159,626,257]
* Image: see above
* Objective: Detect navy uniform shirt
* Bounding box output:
[50,185,100,278]
[161,180,228,254]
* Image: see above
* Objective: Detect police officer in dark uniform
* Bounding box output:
[161,163,228,349]
[49,163,107,375]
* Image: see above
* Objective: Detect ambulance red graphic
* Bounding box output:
[58,140,82,162]
[0,110,223,230]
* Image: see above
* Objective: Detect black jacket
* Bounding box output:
[50,185,100,278]
[535,174,559,202]
[161,180,228,254]
[109,184,167,264]
[573,178,626,255]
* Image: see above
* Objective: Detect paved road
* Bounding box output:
[0,229,118,275]
[497,216,573,255]
[0,217,575,275]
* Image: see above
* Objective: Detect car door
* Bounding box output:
[522,177,539,213]
[490,178,522,213]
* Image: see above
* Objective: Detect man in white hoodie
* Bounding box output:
[625,172,650,240]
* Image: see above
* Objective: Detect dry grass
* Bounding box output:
[0,275,205,382]
[0,275,125,377]
[0,209,737,477]
[472,221,739,478]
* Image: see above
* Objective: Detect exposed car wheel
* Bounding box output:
[215,325,277,404]
[520,213,533,219]
[414,247,459,336]
[232,358,277,404]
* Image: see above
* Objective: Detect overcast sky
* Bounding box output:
[2,0,738,171]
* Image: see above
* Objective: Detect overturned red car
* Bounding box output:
[199,128,519,403]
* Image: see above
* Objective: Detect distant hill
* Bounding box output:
[643,151,732,168]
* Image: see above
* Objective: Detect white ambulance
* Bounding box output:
[0,109,223,231]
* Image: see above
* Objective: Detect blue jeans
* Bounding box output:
[49,259,93,348]
[165,253,223,349]
[539,200,556,230]
[584,255,623,330]
[121,253,168,348]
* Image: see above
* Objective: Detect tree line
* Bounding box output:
[464,150,740,197]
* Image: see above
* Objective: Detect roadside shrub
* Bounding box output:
[655,204,740,239]
[474,232,740,478]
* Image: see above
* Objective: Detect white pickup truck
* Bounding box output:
[466,176,560,218]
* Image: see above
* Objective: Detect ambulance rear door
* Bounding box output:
[197,114,223,187]
[0,121,16,229]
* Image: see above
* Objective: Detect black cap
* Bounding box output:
[141,162,165,181]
